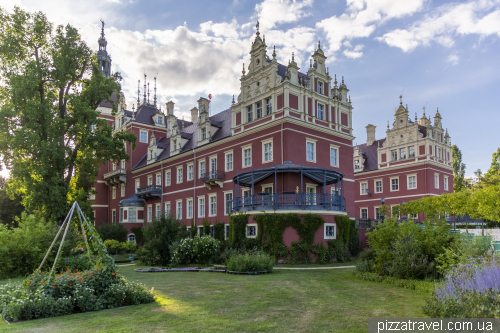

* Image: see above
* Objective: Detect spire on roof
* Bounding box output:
[137,79,140,106]
[309,58,312,68]
[242,63,246,76]
[272,45,276,59]
[292,52,294,62]
[318,40,321,50]
[423,106,426,117]
[399,94,403,105]
[415,112,417,122]
[334,74,338,87]
[97,19,111,77]
[143,74,146,104]
[263,34,265,43]
[147,82,150,104]
[153,77,157,107]
[232,95,235,105]
[256,21,260,36]
[132,104,135,118]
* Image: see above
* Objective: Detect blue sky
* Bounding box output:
[2,0,500,177]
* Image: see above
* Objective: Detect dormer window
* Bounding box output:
[354,160,360,169]
[318,82,323,94]
[158,116,163,124]
[201,128,206,140]
[173,139,177,149]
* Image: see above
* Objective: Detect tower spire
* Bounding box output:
[137,79,140,106]
[154,77,157,107]
[399,94,403,105]
[147,82,150,104]
[256,21,260,36]
[272,45,276,59]
[97,19,111,77]
[143,74,146,104]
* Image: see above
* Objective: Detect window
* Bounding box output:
[121,160,125,169]
[243,189,251,206]
[210,157,217,173]
[128,208,136,222]
[324,223,336,239]
[354,160,360,169]
[112,163,117,171]
[165,171,171,186]
[317,104,324,120]
[199,161,206,177]
[400,148,406,160]
[361,182,368,195]
[147,205,152,222]
[89,188,95,200]
[173,139,177,150]
[444,176,449,191]
[112,210,116,224]
[243,147,252,167]
[391,178,399,191]
[306,141,315,162]
[391,150,397,162]
[201,128,206,140]
[409,146,415,158]
[256,102,262,119]
[263,142,273,162]
[187,199,193,218]
[177,167,183,183]
[147,176,153,186]
[266,98,272,115]
[375,207,381,220]
[187,164,194,180]
[247,105,253,122]
[330,147,338,167]
[156,173,161,186]
[112,187,116,199]
[176,201,182,219]
[135,179,140,192]
[198,226,204,237]
[361,208,368,219]
[156,204,161,218]
[165,203,171,217]
[120,208,124,222]
[408,175,417,189]
[157,116,163,124]
[225,152,233,171]
[375,180,382,193]
[434,174,439,189]
[225,225,230,239]
[438,148,442,159]
[121,184,125,197]
[246,224,257,238]
[306,186,316,204]
[318,82,323,94]
[128,234,136,242]
[209,195,216,216]
[225,192,233,215]
[140,131,147,143]
[198,197,205,217]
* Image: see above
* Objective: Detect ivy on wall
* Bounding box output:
[213,222,225,242]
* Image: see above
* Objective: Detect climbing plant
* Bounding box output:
[229,213,249,249]
[213,221,225,242]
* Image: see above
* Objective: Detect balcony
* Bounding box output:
[200,170,225,190]
[231,192,345,213]
[136,185,162,201]
[103,168,127,186]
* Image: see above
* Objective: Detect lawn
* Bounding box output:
[0,264,428,332]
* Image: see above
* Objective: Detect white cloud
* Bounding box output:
[343,49,363,58]
[316,0,426,55]
[448,54,459,65]
[199,19,241,39]
[377,0,500,52]
[256,0,314,30]
[353,44,364,51]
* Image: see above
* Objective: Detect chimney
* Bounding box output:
[190,107,198,123]
[166,101,175,115]
[366,124,376,146]
[197,97,210,115]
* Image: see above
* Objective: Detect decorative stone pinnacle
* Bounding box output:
[334,74,337,85]
[272,45,276,58]
[292,52,294,62]
[318,40,321,49]
[310,58,312,68]
[232,95,235,104]
[399,94,402,105]
[263,34,265,43]
[342,76,344,84]
[256,21,260,36]
[423,106,426,116]
[242,63,246,75]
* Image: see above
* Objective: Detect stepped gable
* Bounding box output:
[357,138,386,172]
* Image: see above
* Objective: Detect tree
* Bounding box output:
[0,7,136,221]
[452,145,466,192]
[483,148,500,187]
[0,175,24,226]
[96,223,128,242]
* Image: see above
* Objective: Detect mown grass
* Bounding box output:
[0,264,428,332]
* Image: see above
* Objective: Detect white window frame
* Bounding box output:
[256,101,262,119]
[135,179,140,192]
[198,160,206,178]
[266,97,272,115]
[330,144,339,167]
[140,130,148,143]
[165,170,171,186]
[408,146,415,158]
[324,223,336,240]
[147,175,153,186]
[157,115,163,125]
[177,166,183,184]
[176,200,182,220]
[121,159,126,169]
[317,103,324,120]
[360,182,368,195]
[354,160,360,169]
[434,173,439,189]
[360,208,368,219]
[374,206,381,220]
[242,144,252,168]
[209,155,217,173]
[156,172,161,186]
[187,163,194,181]
[306,184,316,204]
[147,205,152,222]
[164,202,171,217]
[112,186,116,199]
[391,149,397,162]
[224,191,233,216]
[444,176,449,191]
[112,209,116,224]
[209,194,217,217]
[121,184,125,197]
[400,147,406,160]
[247,105,253,122]
[201,127,207,140]
[390,177,399,192]
[246,223,258,238]
[198,196,205,218]
[318,81,323,94]
[225,150,234,172]
[374,179,383,193]
[187,198,193,219]
[407,174,417,190]
[262,139,273,163]
[306,138,317,163]
[155,203,161,219]
[89,187,96,200]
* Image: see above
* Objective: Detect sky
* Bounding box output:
[1,0,499,178]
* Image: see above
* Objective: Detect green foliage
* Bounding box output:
[0,176,24,226]
[354,271,436,293]
[190,220,197,238]
[55,254,92,273]
[424,290,500,318]
[170,236,222,266]
[202,219,211,237]
[325,216,358,262]
[229,214,249,249]
[452,145,467,192]
[213,222,225,241]
[130,227,144,244]
[103,239,121,255]
[226,252,274,272]
[95,223,128,242]
[0,7,136,222]
[0,212,77,279]
[385,235,436,280]
[140,214,184,265]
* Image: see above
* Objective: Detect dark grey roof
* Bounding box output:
[276,63,308,83]
[357,138,386,172]
[119,193,145,207]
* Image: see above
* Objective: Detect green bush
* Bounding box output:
[130,227,144,243]
[213,222,225,241]
[95,223,128,242]
[354,271,436,293]
[229,214,249,249]
[104,239,121,255]
[0,213,77,279]
[227,252,274,272]
[170,236,222,266]
[385,235,436,280]
[140,214,184,265]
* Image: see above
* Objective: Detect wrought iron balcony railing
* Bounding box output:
[231,193,345,213]
[136,185,162,201]
[200,170,225,190]
[103,168,127,186]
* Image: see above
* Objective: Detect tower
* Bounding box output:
[97,20,112,77]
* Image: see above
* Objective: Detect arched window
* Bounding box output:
[128,233,136,242]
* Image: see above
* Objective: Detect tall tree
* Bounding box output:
[0,7,136,221]
[452,145,466,192]
[483,147,500,187]
[0,175,24,226]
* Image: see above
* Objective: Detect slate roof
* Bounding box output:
[276,63,309,83]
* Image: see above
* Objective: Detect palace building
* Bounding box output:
[91,23,356,245]
[353,98,454,224]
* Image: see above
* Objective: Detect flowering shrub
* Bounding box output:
[171,236,221,266]
[0,267,155,321]
[56,254,92,273]
[227,252,274,272]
